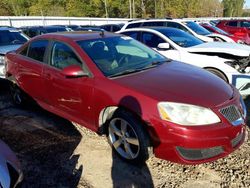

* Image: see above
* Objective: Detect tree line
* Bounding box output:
[0,0,246,18]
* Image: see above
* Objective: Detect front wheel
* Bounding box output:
[206,68,228,83]
[108,110,152,164]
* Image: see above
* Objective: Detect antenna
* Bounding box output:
[100,29,105,37]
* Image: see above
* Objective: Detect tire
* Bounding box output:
[107,109,152,164]
[9,83,28,106]
[206,68,228,83]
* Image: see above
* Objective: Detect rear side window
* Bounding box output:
[227,21,237,27]
[126,23,142,29]
[141,32,165,48]
[27,40,48,62]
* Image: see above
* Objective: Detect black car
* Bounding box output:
[19,25,68,38]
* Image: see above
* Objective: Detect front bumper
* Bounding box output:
[148,91,247,164]
[150,119,246,164]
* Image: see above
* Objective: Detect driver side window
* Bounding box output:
[141,32,165,48]
[51,42,82,70]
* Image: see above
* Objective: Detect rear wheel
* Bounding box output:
[107,110,152,164]
[10,83,28,106]
[206,68,228,83]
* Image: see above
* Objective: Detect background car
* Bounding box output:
[99,23,124,32]
[200,23,244,44]
[183,21,235,43]
[120,19,214,42]
[19,25,68,38]
[216,19,250,45]
[118,27,250,95]
[0,26,29,78]
[0,139,23,188]
[5,31,247,165]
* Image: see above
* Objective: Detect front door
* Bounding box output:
[43,41,94,127]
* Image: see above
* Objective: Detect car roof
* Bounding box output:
[121,27,182,33]
[0,26,17,31]
[33,31,121,41]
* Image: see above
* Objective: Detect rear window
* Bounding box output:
[0,30,28,46]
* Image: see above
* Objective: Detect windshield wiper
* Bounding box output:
[109,69,143,78]
[109,59,171,78]
[141,59,172,70]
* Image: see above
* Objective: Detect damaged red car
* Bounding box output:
[5,31,247,164]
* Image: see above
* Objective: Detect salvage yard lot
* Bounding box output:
[0,78,249,188]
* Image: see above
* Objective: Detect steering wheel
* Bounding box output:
[118,54,131,66]
[11,39,20,44]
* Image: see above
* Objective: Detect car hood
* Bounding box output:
[0,44,22,55]
[187,42,250,57]
[113,61,233,107]
[207,33,235,43]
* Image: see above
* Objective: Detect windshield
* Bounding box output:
[77,36,167,77]
[208,24,230,35]
[0,30,29,46]
[157,29,203,48]
[185,21,211,36]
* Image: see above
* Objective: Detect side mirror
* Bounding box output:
[61,65,89,78]
[157,43,170,50]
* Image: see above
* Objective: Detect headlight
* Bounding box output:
[158,102,220,126]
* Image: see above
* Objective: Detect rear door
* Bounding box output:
[15,40,49,102]
[43,41,94,126]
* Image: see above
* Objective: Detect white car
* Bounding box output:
[120,19,236,43]
[182,20,236,43]
[118,27,250,95]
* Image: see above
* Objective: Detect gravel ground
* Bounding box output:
[0,79,249,188]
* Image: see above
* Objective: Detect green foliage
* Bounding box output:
[222,0,245,17]
[0,0,245,18]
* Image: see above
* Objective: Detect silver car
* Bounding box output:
[0,27,29,78]
[0,140,23,188]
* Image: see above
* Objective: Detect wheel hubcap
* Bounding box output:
[109,118,140,160]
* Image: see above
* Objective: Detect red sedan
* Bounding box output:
[200,23,244,43]
[5,32,247,164]
[216,20,250,45]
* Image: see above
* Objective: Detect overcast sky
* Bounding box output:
[245,0,250,8]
